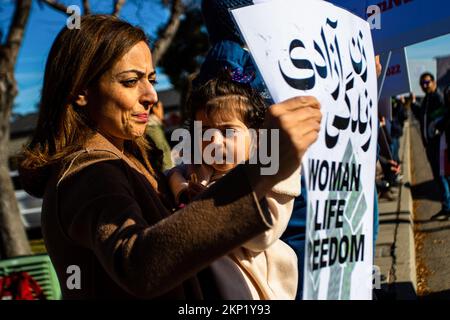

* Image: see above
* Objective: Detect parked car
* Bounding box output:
[9,170,42,230]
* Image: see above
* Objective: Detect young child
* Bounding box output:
[167,73,301,300]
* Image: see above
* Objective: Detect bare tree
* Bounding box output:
[41,0,185,66]
[112,0,126,17]
[82,0,92,15]
[40,0,88,15]
[151,0,184,66]
[38,0,69,13]
[0,0,33,258]
[41,0,136,17]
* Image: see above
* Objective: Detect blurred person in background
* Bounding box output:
[378,116,402,201]
[390,96,408,164]
[145,100,174,171]
[411,73,450,218]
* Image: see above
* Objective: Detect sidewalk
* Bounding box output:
[410,118,450,298]
[374,121,417,299]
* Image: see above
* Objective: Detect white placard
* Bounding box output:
[380,48,411,98]
[232,0,377,300]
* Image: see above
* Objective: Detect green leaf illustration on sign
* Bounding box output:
[306,200,321,299]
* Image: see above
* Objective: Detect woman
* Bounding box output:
[19,15,321,299]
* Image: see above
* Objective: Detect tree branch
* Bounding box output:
[152,0,184,66]
[83,0,91,15]
[112,0,127,17]
[40,0,70,15]
[4,0,32,65]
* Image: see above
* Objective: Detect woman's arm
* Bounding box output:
[58,95,321,299]
[58,160,273,299]
[242,191,294,252]
[242,168,301,251]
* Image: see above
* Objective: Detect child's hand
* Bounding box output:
[187,181,207,198]
[178,181,207,204]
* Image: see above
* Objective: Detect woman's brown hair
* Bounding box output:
[19,15,158,197]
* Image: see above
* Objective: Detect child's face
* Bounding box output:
[196,109,252,173]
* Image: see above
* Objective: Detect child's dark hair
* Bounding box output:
[186,71,267,130]
[420,72,435,82]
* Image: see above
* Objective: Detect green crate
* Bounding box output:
[0,254,61,300]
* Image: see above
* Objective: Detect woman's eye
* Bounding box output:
[122,79,138,87]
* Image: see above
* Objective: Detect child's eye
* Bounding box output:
[224,128,239,136]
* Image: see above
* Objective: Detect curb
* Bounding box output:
[374,121,417,299]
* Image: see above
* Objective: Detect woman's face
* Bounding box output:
[87,41,158,149]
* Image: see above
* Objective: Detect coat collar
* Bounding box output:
[58,132,158,190]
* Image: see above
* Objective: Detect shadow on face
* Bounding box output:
[420,76,436,94]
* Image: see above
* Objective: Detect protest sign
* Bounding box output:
[380,48,411,98]
[377,50,392,98]
[232,0,377,300]
[330,0,450,54]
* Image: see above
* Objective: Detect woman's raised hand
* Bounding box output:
[246,96,322,199]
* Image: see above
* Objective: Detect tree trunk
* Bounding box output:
[151,0,184,66]
[0,65,31,258]
[0,0,32,258]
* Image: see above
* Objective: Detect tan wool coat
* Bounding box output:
[21,133,276,299]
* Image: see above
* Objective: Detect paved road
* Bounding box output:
[410,118,450,299]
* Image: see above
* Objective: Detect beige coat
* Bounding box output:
[168,164,301,299]
[19,133,276,299]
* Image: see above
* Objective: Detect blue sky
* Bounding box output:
[3,0,173,115]
[3,0,450,115]
[407,33,450,60]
